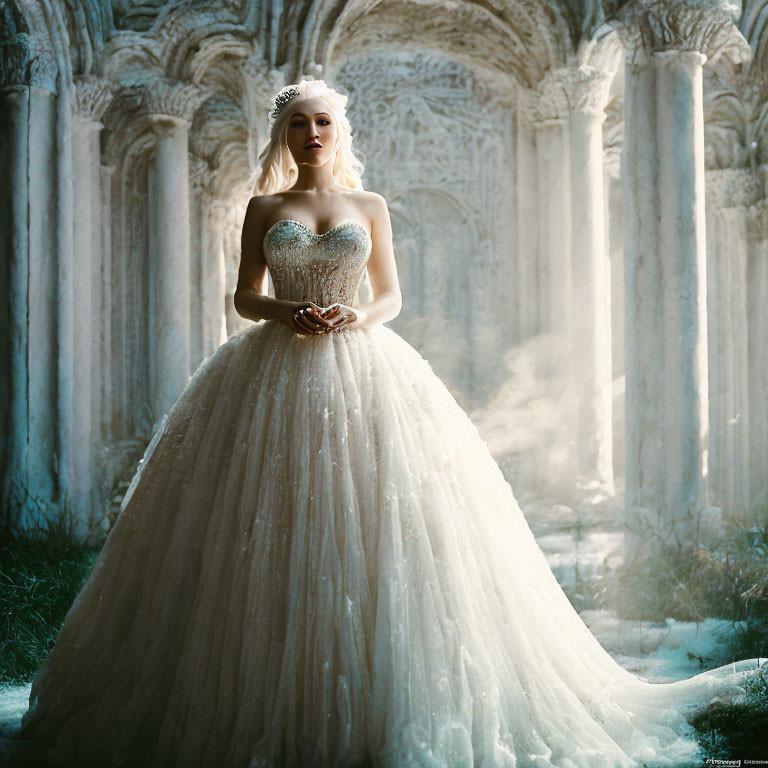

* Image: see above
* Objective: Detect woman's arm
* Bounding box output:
[349,193,402,330]
[233,197,297,324]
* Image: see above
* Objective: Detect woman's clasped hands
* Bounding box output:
[288,301,361,335]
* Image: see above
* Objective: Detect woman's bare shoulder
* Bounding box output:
[345,188,385,201]
[246,193,286,223]
[347,189,388,215]
[247,192,281,209]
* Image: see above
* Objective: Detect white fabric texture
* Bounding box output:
[19,219,763,768]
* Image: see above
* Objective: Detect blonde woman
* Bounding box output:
[16,80,763,768]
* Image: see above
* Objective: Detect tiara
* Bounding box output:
[269,85,301,125]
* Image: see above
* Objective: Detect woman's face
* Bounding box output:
[284,97,339,167]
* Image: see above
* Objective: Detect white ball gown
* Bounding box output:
[16,218,763,768]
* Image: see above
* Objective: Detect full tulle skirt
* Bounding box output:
[18,320,763,767]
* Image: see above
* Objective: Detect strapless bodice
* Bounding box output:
[263,218,372,307]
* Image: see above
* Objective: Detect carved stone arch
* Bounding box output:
[184,32,254,94]
[102,90,156,170]
[160,18,252,82]
[328,45,516,402]
[202,135,252,201]
[316,0,555,89]
[181,32,264,180]
[704,2,768,171]
[104,36,164,84]
[740,0,768,72]
[111,0,167,33]
[190,94,249,186]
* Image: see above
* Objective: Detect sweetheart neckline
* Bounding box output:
[264,218,371,241]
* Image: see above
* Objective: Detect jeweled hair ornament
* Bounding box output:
[269,85,301,126]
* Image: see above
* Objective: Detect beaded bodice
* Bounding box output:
[263,219,372,306]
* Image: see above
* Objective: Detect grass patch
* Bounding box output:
[587,521,768,666]
[0,515,101,685]
[556,519,768,758]
[692,663,768,759]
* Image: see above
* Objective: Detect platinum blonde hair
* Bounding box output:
[253,79,366,197]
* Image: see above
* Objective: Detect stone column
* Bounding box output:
[611,3,750,560]
[514,93,539,341]
[530,81,572,339]
[567,66,615,493]
[746,205,768,524]
[7,51,60,521]
[71,75,112,530]
[658,49,711,535]
[189,156,208,372]
[604,125,624,479]
[517,79,578,494]
[705,169,760,523]
[100,164,116,441]
[144,81,207,420]
[0,42,32,517]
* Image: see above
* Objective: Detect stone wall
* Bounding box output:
[0,0,765,557]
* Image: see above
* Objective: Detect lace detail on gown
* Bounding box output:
[16,219,765,768]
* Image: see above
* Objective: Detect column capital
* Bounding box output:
[531,65,613,123]
[73,75,114,124]
[609,0,751,66]
[706,167,763,209]
[143,79,209,128]
[0,35,56,92]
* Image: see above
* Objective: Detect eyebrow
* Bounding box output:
[290,112,331,118]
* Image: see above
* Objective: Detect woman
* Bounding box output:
[15,79,763,768]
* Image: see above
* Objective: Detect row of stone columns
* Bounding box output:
[1,66,232,535]
[513,5,752,560]
[0,69,118,534]
[616,5,751,559]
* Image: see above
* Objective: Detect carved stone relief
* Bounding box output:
[333,50,517,404]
